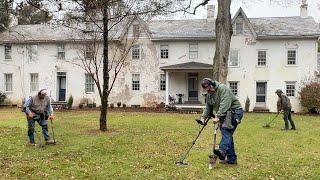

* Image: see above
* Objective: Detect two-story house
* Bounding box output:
[0,4,319,112]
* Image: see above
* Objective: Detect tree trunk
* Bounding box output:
[100,3,109,131]
[213,0,233,83]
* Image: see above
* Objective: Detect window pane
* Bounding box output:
[189,43,198,59]
[229,50,239,66]
[258,51,266,66]
[57,44,65,59]
[286,82,296,97]
[229,82,238,96]
[5,74,13,91]
[85,74,94,92]
[132,74,140,91]
[28,45,38,62]
[5,45,12,60]
[287,50,296,65]
[85,44,94,60]
[160,74,166,91]
[160,45,168,59]
[30,73,39,92]
[132,45,140,59]
[236,22,243,35]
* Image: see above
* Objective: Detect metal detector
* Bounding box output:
[175,117,210,166]
[263,112,280,128]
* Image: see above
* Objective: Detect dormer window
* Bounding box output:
[235,21,243,35]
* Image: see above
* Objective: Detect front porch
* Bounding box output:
[160,61,212,113]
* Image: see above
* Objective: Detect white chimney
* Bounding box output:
[300,0,308,18]
[207,5,215,22]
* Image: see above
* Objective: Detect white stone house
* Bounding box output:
[0,5,319,112]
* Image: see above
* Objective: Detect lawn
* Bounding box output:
[0,108,319,179]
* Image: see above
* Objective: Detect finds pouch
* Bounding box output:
[221,110,234,129]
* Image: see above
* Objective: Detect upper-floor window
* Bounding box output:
[57,44,65,60]
[28,45,38,62]
[160,45,169,59]
[258,50,266,66]
[235,21,243,35]
[229,49,239,67]
[160,74,166,91]
[4,44,12,61]
[189,43,198,59]
[287,50,296,65]
[132,73,140,91]
[85,44,94,60]
[229,81,239,96]
[133,24,140,37]
[317,53,320,71]
[286,82,296,97]
[30,73,39,92]
[85,73,94,93]
[4,73,13,92]
[132,45,140,59]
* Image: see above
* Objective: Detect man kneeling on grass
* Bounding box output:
[23,89,55,146]
[199,78,243,165]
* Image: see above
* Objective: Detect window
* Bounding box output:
[258,50,266,66]
[85,74,94,93]
[317,53,320,71]
[229,81,239,96]
[133,24,140,37]
[57,44,65,60]
[4,73,12,92]
[287,50,296,65]
[235,21,243,35]
[132,45,140,59]
[189,43,198,59]
[160,74,166,91]
[28,45,38,62]
[30,73,39,92]
[286,82,296,97]
[229,49,239,67]
[4,44,12,60]
[85,44,94,60]
[132,74,140,91]
[160,45,169,59]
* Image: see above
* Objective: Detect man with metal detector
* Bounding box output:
[199,78,243,165]
[275,89,296,130]
[23,89,56,146]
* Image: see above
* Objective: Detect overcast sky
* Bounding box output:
[166,0,320,22]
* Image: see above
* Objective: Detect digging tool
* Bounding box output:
[208,123,219,169]
[175,117,210,166]
[263,112,280,128]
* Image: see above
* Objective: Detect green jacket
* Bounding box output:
[202,81,242,118]
[277,94,292,111]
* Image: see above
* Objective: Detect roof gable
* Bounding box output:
[232,7,257,39]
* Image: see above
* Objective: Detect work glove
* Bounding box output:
[49,115,55,120]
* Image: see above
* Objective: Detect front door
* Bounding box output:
[57,72,66,101]
[256,82,267,107]
[188,73,198,101]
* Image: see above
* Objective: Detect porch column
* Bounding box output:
[165,71,169,105]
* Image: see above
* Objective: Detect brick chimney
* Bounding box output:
[207,5,215,22]
[300,0,308,18]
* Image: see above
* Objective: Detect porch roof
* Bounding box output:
[160,62,213,70]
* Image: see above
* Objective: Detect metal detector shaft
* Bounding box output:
[176,118,210,164]
[266,112,280,126]
[50,119,56,143]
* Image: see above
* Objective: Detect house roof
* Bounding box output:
[160,61,213,70]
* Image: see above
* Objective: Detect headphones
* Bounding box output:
[202,78,216,89]
[38,89,47,96]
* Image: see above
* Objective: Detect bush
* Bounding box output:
[122,103,126,108]
[117,102,121,107]
[0,92,6,105]
[110,103,114,108]
[245,96,250,112]
[299,81,320,113]
[67,95,74,109]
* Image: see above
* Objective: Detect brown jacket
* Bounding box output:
[277,94,292,111]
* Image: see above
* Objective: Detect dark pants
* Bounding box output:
[283,109,296,130]
[27,116,50,143]
[219,108,244,164]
